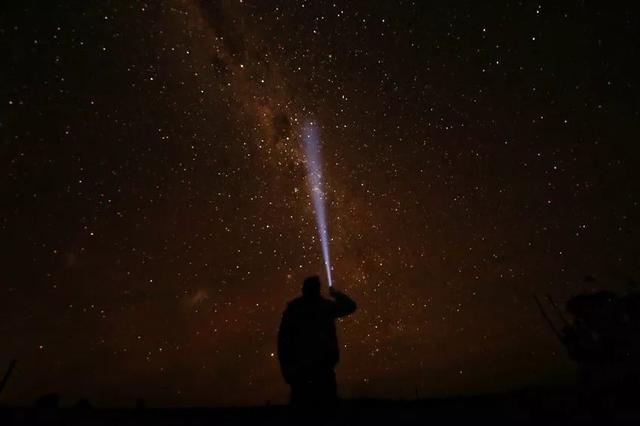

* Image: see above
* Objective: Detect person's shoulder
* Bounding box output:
[286,296,305,309]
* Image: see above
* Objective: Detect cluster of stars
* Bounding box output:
[2,0,639,406]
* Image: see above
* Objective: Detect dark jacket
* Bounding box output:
[277,291,356,384]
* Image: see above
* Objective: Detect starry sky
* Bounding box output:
[2,0,640,406]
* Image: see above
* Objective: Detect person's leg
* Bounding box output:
[290,379,315,407]
[290,383,299,406]
[315,369,337,404]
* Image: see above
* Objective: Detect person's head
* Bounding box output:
[302,275,322,299]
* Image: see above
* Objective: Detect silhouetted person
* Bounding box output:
[278,276,356,406]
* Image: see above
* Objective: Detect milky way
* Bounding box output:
[2,1,640,406]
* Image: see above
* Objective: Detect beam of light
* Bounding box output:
[302,121,333,288]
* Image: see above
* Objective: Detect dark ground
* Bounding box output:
[1,387,639,426]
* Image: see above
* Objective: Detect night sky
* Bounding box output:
[2,1,640,406]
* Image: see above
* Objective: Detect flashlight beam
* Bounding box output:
[302,121,333,288]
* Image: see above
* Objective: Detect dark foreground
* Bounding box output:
[1,389,639,425]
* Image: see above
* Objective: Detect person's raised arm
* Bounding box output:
[329,288,357,318]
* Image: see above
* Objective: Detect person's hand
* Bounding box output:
[329,287,338,296]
